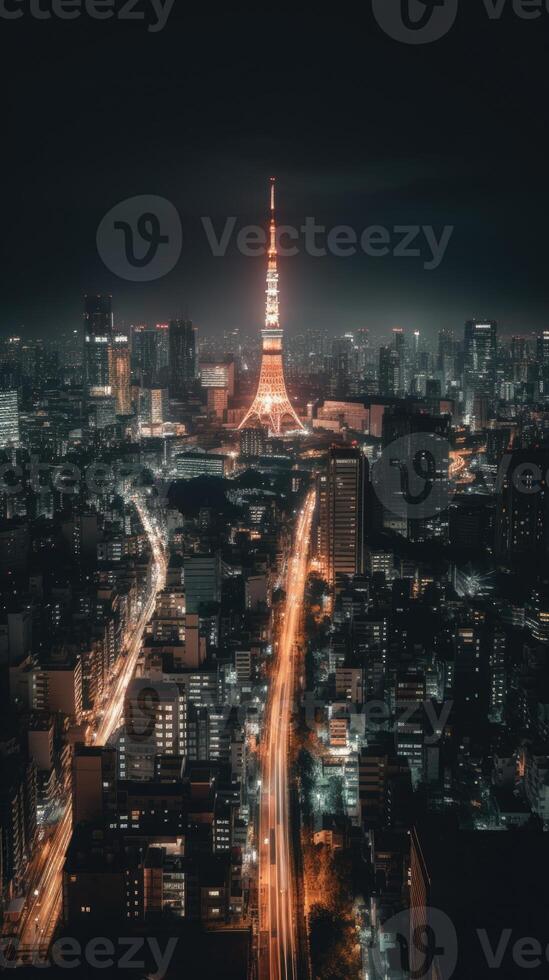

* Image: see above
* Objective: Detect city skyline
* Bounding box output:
[2,5,549,980]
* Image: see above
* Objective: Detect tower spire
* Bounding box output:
[265,177,279,331]
[238,179,305,437]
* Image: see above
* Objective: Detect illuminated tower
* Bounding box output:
[238,178,304,436]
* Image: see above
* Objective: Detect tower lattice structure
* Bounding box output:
[238,178,305,437]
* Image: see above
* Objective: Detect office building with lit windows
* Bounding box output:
[83,293,113,392]
[108,333,131,415]
[0,389,20,446]
[322,446,367,593]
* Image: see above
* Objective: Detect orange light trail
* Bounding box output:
[258,489,315,980]
[13,496,167,961]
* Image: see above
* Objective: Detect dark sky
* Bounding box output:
[1,2,548,342]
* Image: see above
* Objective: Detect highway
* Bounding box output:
[93,498,167,746]
[258,489,315,980]
[14,496,167,958]
[449,446,485,485]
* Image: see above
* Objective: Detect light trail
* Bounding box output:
[94,498,167,746]
[14,496,167,960]
[259,489,315,980]
[449,446,485,484]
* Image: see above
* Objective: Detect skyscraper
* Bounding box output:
[355,328,370,378]
[139,387,168,433]
[238,178,304,435]
[132,323,170,386]
[323,446,367,593]
[132,325,159,385]
[378,345,400,397]
[83,294,113,393]
[379,408,450,543]
[169,318,198,400]
[0,389,20,447]
[437,328,456,392]
[464,319,497,405]
[495,449,549,565]
[108,332,131,415]
[537,330,549,399]
[510,336,529,384]
[183,554,221,613]
[393,328,408,395]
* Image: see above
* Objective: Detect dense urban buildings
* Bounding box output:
[2,7,546,978]
[5,232,549,980]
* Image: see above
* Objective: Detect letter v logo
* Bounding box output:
[372,0,459,44]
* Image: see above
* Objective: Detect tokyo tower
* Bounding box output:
[238,178,305,436]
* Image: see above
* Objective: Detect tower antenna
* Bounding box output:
[237,178,304,436]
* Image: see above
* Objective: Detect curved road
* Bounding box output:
[259,490,315,980]
[15,496,167,958]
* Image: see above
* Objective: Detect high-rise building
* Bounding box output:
[155,323,170,373]
[464,319,497,405]
[437,328,457,392]
[169,318,198,400]
[412,330,420,370]
[510,335,529,384]
[410,823,549,980]
[83,294,113,392]
[537,330,549,399]
[379,408,450,543]
[139,387,168,431]
[238,178,304,435]
[323,446,367,593]
[200,357,235,419]
[131,324,158,383]
[378,345,400,397]
[108,332,131,415]
[355,328,370,378]
[183,554,221,614]
[87,394,116,431]
[526,585,549,643]
[495,449,549,564]
[239,426,267,459]
[393,328,408,394]
[0,389,20,446]
[395,667,425,785]
[425,378,442,414]
[200,357,235,396]
[132,323,170,385]
[72,745,117,825]
[488,629,506,722]
[120,679,186,781]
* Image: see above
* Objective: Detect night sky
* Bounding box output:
[1,3,548,340]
